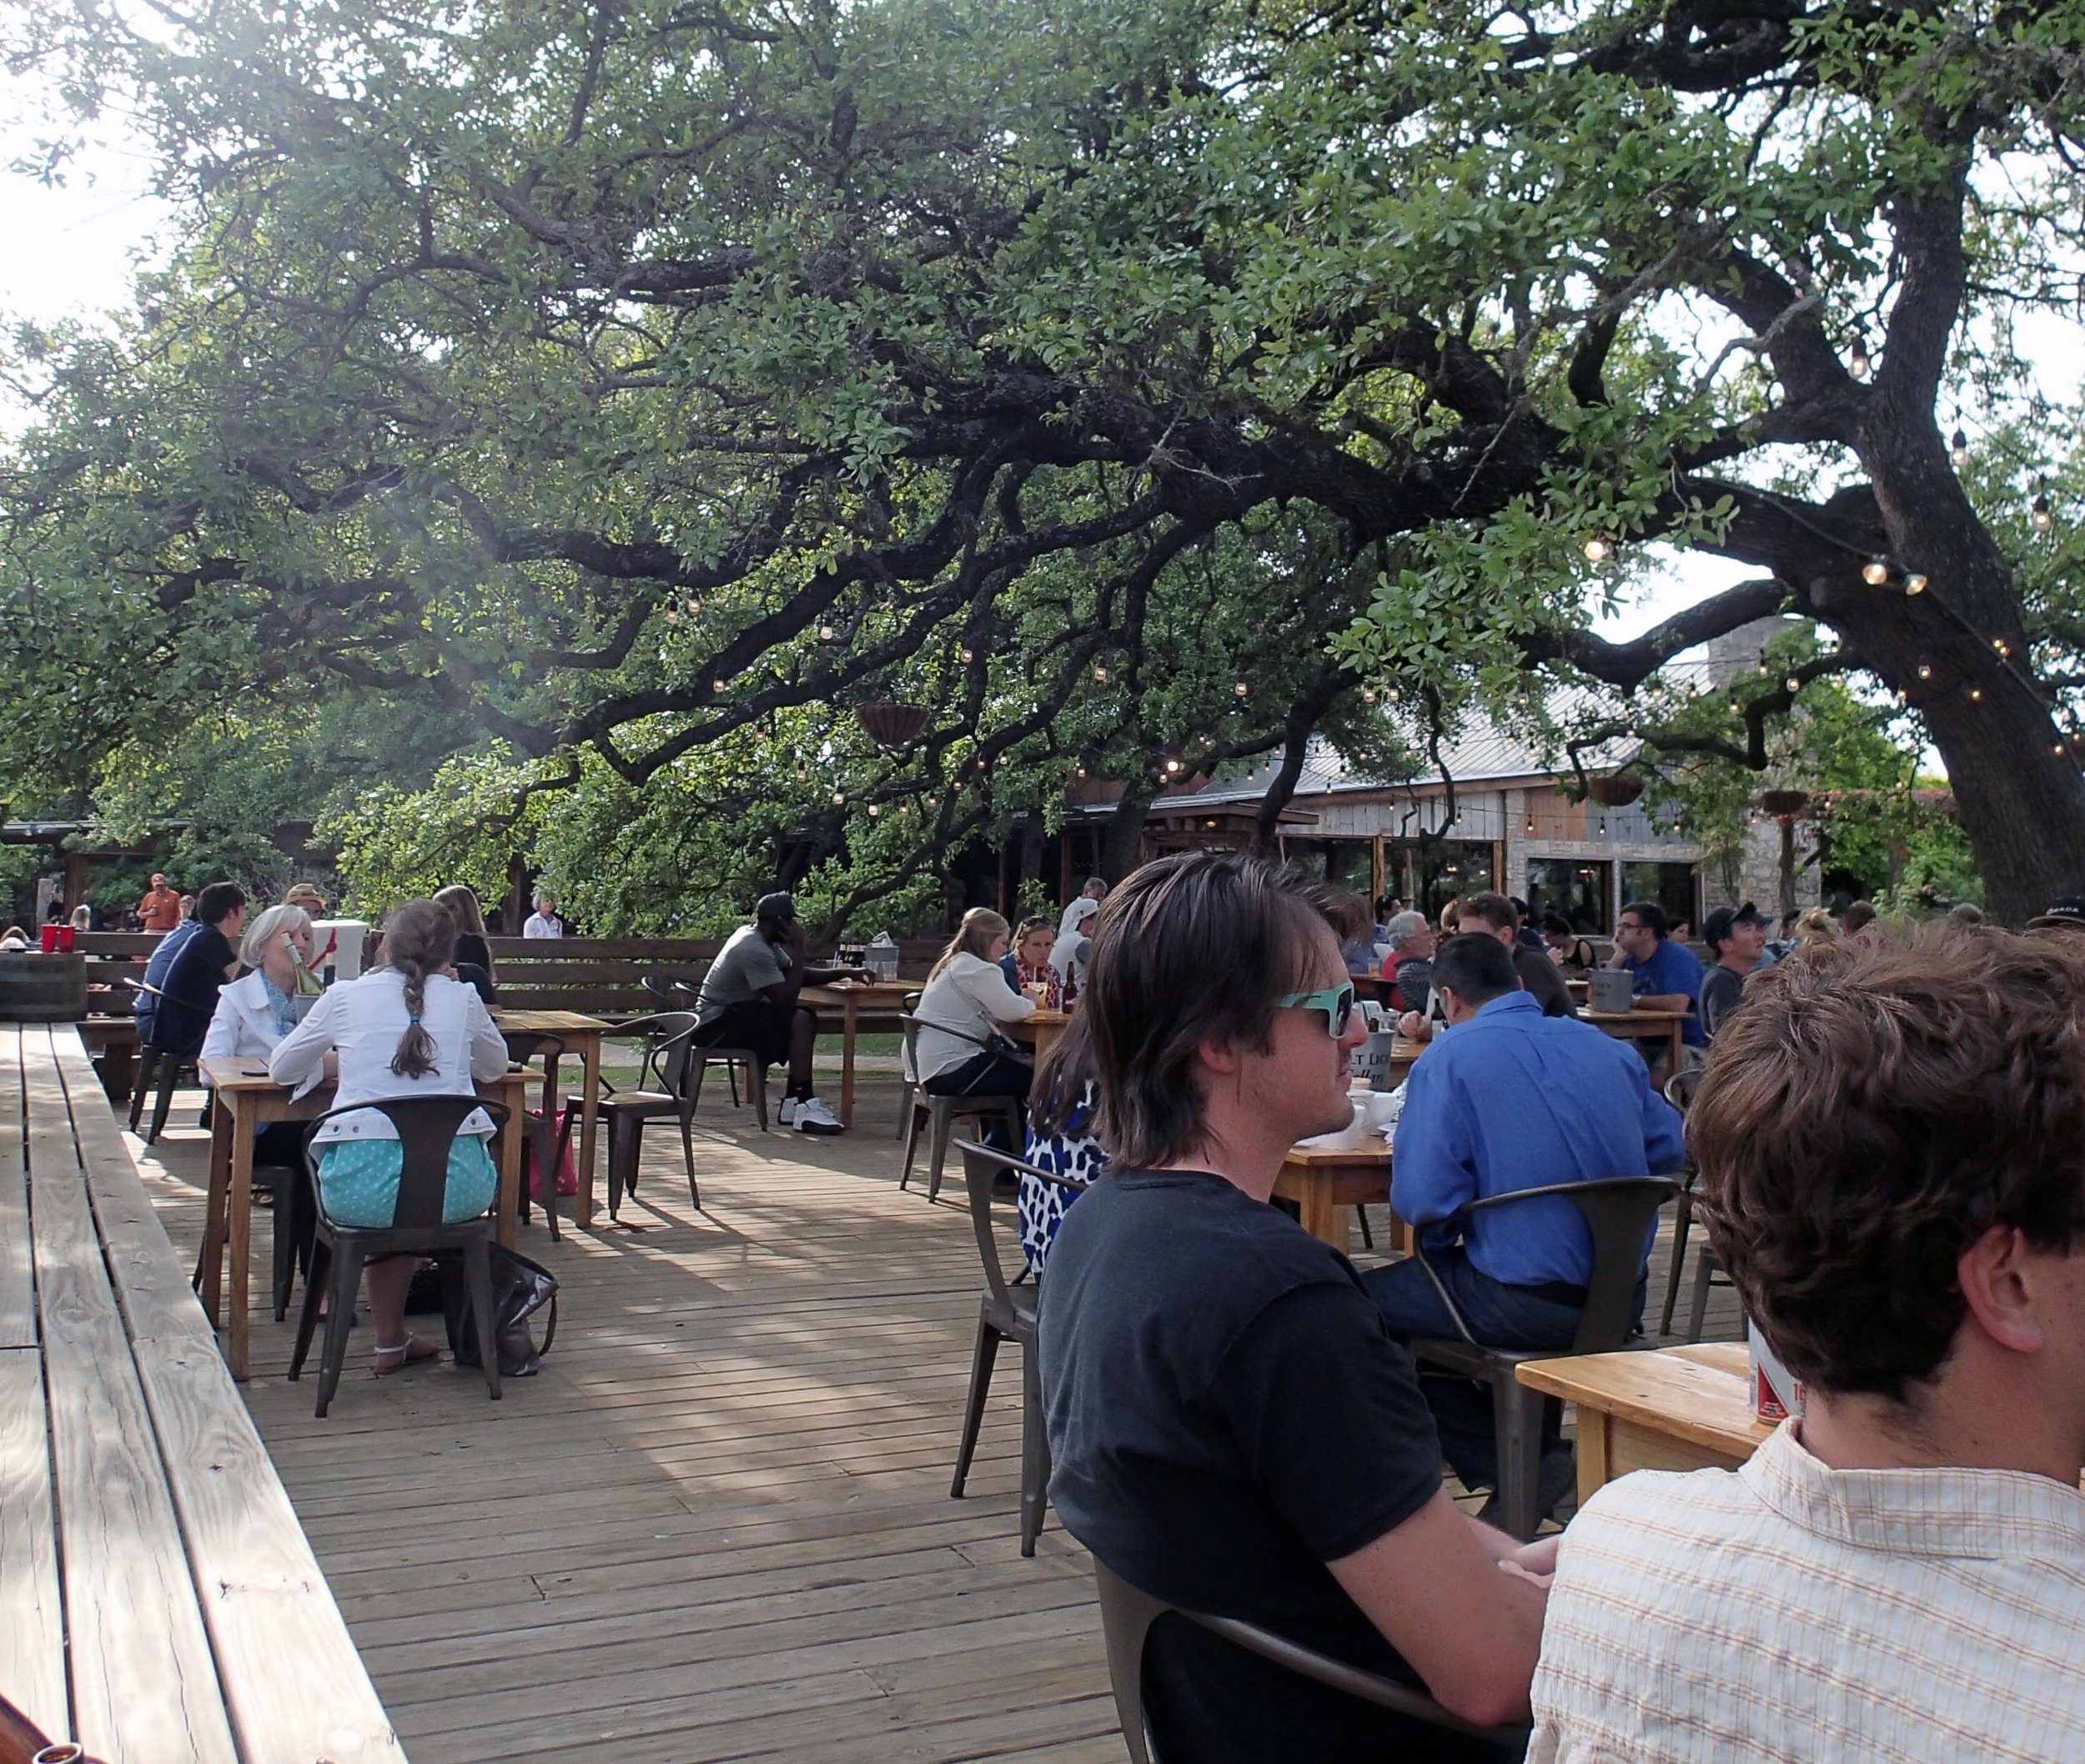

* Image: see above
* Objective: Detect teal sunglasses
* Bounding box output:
[1276,980,1357,1038]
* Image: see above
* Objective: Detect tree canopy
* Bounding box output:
[4,0,2083,920]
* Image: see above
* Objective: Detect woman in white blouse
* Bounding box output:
[270,898,510,1374]
[913,908,1037,1116]
[203,902,329,1169]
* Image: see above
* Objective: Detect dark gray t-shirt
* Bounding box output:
[1041,1171,1503,1762]
[696,924,788,1025]
[1700,962,1746,1038]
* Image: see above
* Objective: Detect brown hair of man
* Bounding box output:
[1457,891,1520,933]
[1083,852,1339,1168]
[1689,926,2085,1401]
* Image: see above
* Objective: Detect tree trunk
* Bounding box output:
[1100,786,1153,881]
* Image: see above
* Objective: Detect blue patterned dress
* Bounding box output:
[1018,1081,1108,1279]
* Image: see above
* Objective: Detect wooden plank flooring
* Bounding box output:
[128,1063,1742,1763]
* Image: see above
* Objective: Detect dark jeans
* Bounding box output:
[1364,1249,1617,1494]
[924,1050,1032,1151]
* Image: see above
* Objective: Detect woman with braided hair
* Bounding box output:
[271,898,510,1375]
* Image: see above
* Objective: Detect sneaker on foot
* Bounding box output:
[791,1095,844,1135]
[777,1096,800,1126]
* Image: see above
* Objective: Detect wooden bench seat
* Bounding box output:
[0,1021,404,1762]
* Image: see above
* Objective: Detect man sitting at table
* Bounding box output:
[1604,898,1705,1067]
[148,882,249,1059]
[1398,892,1570,1039]
[693,892,861,1136]
[1382,907,1436,1016]
[1369,933,1686,1520]
[1041,853,1550,1762]
[1696,901,1766,1038]
[1529,927,2085,1761]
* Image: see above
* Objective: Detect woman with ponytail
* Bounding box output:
[270,898,510,1374]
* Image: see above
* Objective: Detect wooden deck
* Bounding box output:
[128,1063,1741,1763]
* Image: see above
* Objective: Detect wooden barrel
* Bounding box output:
[0,953,89,1022]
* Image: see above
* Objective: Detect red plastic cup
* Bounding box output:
[57,926,75,952]
[38,924,58,952]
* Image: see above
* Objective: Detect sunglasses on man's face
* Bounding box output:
[1276,981,1357,1038]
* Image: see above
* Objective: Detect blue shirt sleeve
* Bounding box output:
[1389,1056,1478,1233]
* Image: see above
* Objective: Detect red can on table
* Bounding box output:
[38,923,58,952]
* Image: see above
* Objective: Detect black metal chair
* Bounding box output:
[500,1030,566,1241]
[1654,1068,1731,1339]
[950,1139,1082,1556]
[899,1016,1023,1203]
[289,1094,510,1417]
[1406,1175,1681,1539]
[1091,1559,1530,1763]
[127,979,206,1143]
[561,1012,703,1220]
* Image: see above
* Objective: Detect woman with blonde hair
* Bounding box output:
[270,898,510,1374]
[434,883,498,1003]
[912,907,1039,1120]
[1791,906,1838,951]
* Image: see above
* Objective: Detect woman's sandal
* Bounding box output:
[372,1334,440,1376]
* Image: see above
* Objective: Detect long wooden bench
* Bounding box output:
[0,1020,404,1762]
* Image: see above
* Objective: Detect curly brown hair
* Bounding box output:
[1689,927,2085,1401]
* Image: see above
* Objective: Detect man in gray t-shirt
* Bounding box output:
[693,892,865,1134]
[1699,903,1766,1038]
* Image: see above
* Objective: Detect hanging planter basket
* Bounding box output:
[1585,772,1645,807]
[1758,788,1811,817]
[853,701,932,749]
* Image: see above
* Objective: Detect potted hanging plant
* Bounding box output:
[1758,788,1811,817]
[1585,771,1645,807]
[853,701,932,749]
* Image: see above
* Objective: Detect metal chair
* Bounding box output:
[500,1030,565,1240]
[948,1140,1081,1555]
[289,1094,510,1417]
[898,1015,1023,1203]
[645,967,768,1120]
[592,1012,703,1219]
[127,979,204,1143]
[893,988,923,1139]
[1406,1175,1681,1539]
[1091,1559,1530,1763]
[1656,1068,1730,1338]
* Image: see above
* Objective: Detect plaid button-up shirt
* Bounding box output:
[1530,1420,2085,1761]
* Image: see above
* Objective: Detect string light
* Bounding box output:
[817,621,835,641]
[1917,663,1932,680]
[1597,816,1609,838]
[2032,486,2055,533]
[1163,756,1183,775]
[1861,558,1890,585]
[1993,637,2010,656]
[1950,430,1971,470]
[686,597,701,614]
[1093,664,1108,681]
[663,608,679,624]
[1849,329,1871,379]
[1785,676,1801,693]
[867,803,880,817]
[1905,573,1927,595]
[1385,687,1401,702]
[1363,687,1378,704]
[831,792,846,805]
[1970,687,1983,701]
[1233,681,1249,697]
[711,678,726,692]
[1583,535,1614,563]
[960,646,974,664]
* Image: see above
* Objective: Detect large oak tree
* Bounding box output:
[4,0,2083,919]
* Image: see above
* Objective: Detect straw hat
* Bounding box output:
[282,882,328,912]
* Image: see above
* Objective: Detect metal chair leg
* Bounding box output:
[128,1047,158,1132]
[1489,1372,1547,1542]
[461,1234,502,1402]
[1686,1245,1719,1343]
[144,1053,182,1144]
[1019,1334,1051,1557]
[310,1244,363,1419]
[899,1096,924,1190]
[926,1101,956,1204]
[951,1313,1001,1497]
[1660,1188,1694,1336]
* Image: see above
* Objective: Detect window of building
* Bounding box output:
[1283,839,1376,895]
[1525,859,1610,934]
[1620,862,1701,936]
[1404,841,1497,922]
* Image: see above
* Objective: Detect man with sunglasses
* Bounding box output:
[1041,854,1548,1764]
[1367,934,1686,1520]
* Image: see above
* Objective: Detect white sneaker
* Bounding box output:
[790,1095,844,1135]
[777,1096,799,1126]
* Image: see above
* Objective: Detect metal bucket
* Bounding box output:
[1588,969,1635,1014]
[1349,1029,1399,1091]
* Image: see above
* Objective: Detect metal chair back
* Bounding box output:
[304,1093,511,1229]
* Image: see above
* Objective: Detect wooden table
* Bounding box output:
[1516,1341,1770,1506]
[1005,1007,1072,1067]
[196,1058,529,1381]
[1275,1141,1409,1253]
[798,980,917,1128]
[1580,1005,1691,1072]
[494,1007,610,1225]
[8,1024,403,1761]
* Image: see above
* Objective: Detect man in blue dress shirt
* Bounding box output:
[1366,933,1686,1514]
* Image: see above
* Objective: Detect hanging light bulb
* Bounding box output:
[2032,490,2055,533]
[686,596,701,614]
[1861,557,1890,585]
[1093,664,1108,682]
[831,792,846,806]
[1163,756,1183,775]
[818,621,835,641]
[1970,687,1984,701]
[663,608,679,624]
[1524,815,1535,834]
[1075,764,1087,778]
[1993,637,2010,656]
[1917,662,1932,680]
[711,678,726,692]
[1597,816,1609,837]
[1905,573,1927,595]
[1385,686,1401,702]
[960,646,974,664]
[1756,658,1771,676]
[867,802,880,817]
[1583,535,1614,563]
[1950,429,1970,470]
[1785,676,1801,693]
[1363,686,1378,704]
[1233,681,1248,697]
[1849,329,1871,379]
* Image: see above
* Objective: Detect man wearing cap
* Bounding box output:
[2027,895,2085,933]
[283,882,336,977]
[138,873,183,932]
[1699,903,1766,1039]
[693,893,863,1135]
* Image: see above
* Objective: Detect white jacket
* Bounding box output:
[269,968,509,1145]
[912,952,1037,1083]
[201,969,325,1100]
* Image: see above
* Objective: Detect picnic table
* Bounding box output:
[1578,1004,1691,1073]
[195,1058,530,1381]
[492,1007,610,1225]
[798,979,917,1128]
[3,1023,403,1761]
[1515,1340,1770,1506]
[1274,1140,1409,1253]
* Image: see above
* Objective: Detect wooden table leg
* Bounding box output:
[1295,1177,1344,1248]
[1669,1022,1683,1073]
[495,1079,522,1249]
[575,1034,601,1228]
[196,1091,237,1324]
[838,998,860,1128]
[1575,1410,1612,1505]
[227,1123,256,1381]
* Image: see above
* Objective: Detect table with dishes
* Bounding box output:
[195,1057,530,1380]
[798,979,919,1128]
